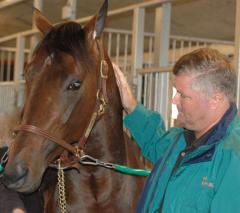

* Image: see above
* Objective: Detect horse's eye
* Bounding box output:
[67,80,81,90]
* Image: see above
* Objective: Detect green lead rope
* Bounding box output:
[80,155,151,177]
[114,164,150,176]
[0,163,151,176]
[0,148,9,174]
[0,152,151,177]
[0,164,4,173]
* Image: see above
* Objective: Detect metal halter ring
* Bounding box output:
[75,146,84,159]
[100,60,108,79]
[96,90,106,106]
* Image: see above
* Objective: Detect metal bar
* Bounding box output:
[143,74,147,106]
[188,40,192,53]
[115,33,120,64]
[107,32,112,57]
[0,51,4,81]
[180,40,184,57]
[6,51,11,81]
[171,39,176,65]
[123,34,129,72]
[14,35,25,107]
[156,73,162,112]
[148,73,153,109]
[148,36,153,67]
[153,72,158,110]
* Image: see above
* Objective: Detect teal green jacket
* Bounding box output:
[124,104,240,213]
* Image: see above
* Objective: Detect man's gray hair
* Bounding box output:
[173,48,237,102]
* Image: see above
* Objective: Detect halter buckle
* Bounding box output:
[100,60,108,79]
[75,146,84,159]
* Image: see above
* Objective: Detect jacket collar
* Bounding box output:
[184,103,237,164]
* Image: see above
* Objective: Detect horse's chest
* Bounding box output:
[44,171,131,213]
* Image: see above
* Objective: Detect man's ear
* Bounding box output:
[208,91,225,110]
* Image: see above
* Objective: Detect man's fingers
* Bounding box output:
[112,62,137,113]
[113,63,128,87]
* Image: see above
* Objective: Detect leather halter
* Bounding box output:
[15,40,109,160]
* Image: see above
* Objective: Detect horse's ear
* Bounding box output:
[84,0,108,40]
[33,8,53,35]
[95,0,108,38]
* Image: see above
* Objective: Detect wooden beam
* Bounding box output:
[0,0,25,9]
[75,0,172,24]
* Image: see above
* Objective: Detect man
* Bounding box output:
[113,47,240,212]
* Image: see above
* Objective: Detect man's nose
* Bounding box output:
[172,93,180,105]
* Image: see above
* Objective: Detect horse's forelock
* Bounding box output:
[28,21,99,83]
[40,22,85,54]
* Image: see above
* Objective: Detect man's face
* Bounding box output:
[172,74,211,131]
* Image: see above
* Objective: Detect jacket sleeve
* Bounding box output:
[210,154,240,213]
[123,104,170,163]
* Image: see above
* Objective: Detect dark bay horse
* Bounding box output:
[1,1,145,212]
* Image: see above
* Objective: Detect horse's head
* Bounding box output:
[2,0,122,193]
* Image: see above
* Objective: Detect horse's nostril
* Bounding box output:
[1,163,28,189]
[15,163,28,178]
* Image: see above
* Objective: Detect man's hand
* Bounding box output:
[112,63,137,113]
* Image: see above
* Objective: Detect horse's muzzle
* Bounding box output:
[1,162,28,190]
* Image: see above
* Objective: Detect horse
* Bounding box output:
[1,0,146,212]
